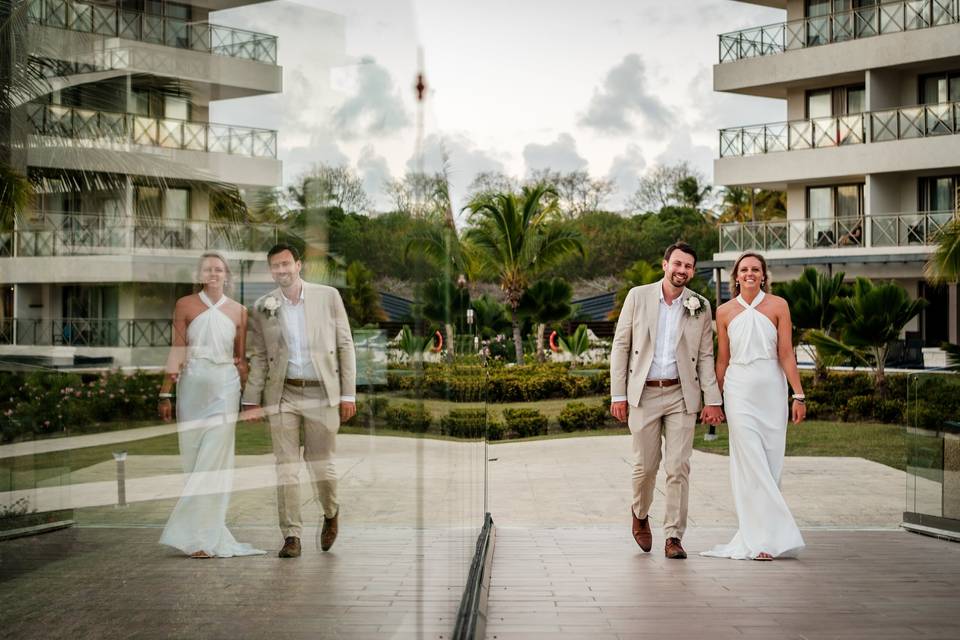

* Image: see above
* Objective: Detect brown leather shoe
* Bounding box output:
[278,536,301,558]
[631,510,652,552]
[319,511,339,552]
[665,537,687,560]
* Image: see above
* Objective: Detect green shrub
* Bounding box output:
[557,402,607,432]
[486,422,505,441]
[843,395,874,421]
[386,403,432,433]
[440,409,489,439]
[905,375,960,430]
[502,408,548,438]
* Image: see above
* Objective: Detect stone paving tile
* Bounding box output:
[486,526,960,639]
[0,526,471,640]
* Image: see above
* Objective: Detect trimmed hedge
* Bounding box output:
[385,403,432,433]
[440,409,502,440]
[557,402,608,432]
[502,408,548,438]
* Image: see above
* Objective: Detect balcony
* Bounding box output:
[28,0,278,65]
[26,103,277,159]
[718,210,956,253]
[720,100,960,158]
[0,212,280,258]
[719,0,960,63]
[0,317,171,347]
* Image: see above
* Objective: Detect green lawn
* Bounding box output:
[694,421,907,471]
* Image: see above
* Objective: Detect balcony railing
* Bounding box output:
[718,210,957,253]
[0,318,172,347]
[26,103,278,158]
[719,0,960,63]
[28,0,278,64]
[2,212,280,257]
[719,101,960,157]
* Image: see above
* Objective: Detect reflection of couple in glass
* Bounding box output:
[158,244,356,559]
[611,242,806,562]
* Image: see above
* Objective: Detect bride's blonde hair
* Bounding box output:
[730,251,770,294]
[194,251,233,294]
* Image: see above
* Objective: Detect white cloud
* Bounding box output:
[522,133,588,175]
[579,54,674,138]
[607,144,647,208]
[332,60,411,140]
[357,145,394,208]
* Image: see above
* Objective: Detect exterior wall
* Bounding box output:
[715,23,960,96]
[715,135,960,187]
[28,24,282,98]
[3,255,274,285]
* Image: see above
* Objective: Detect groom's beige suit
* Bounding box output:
[610,281,721,540]
[243,281,356,538]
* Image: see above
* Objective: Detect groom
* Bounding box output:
[610,242,723,560]
[242,243,356,558]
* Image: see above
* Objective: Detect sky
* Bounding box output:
[214,0,786,213]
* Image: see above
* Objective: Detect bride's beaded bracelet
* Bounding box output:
[792,394,806,404]
[158,392,174,400]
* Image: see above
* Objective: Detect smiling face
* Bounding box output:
[199,256,228,291]
[662,248,696,291]
[735,255,768,293]
[268,249,302,289]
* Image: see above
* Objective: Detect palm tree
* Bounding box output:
[418,275,471,362]
[608,259,662,320]
[773,267,848,383]
[517,277,574,362]
[559,324,592,367]
[807,278,927,397]
[925,216,960,284]
[463,184,584,364]
[341,261,387,327]
[396,325,432,363]
[0,161,31,231]
[471,294,511,339]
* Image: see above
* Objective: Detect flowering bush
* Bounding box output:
[0,370,163,443]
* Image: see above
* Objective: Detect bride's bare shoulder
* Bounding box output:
[716,299,738,317]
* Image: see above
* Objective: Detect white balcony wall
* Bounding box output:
[3,255,275,285]
[29,24,282,99]
[715,22,960,96]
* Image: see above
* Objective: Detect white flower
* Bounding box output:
[259,295,281,318]
[683,295,703,317]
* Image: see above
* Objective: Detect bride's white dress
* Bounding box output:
[159,292,265,558]
[701,291,805,560]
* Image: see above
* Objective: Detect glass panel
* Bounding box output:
[164,188,190,220]
[923,76,948,104]
[847,86,865,114]
[836,184,861,218]
[809,187,835,246]
[807,89,832,118]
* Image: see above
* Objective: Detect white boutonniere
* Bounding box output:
[683,293,706,318]
[258,295,281,319]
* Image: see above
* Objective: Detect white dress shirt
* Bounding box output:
[648,284,684,381]
[611,281,684,403]
[279,286,354,403]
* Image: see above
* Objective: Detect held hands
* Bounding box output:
[240,404,265,422]
[158,399,173,423]
[700,405,725,426]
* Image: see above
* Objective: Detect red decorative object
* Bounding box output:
[549,331,559,352]
[431,330,443,352]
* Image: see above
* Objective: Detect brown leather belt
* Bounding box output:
[285,378,323,388]
[645,378,680,388]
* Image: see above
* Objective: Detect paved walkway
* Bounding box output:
[486,527,960,639]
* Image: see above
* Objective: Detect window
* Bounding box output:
[165,188,190,220]
[807,184,864,246]
[135,186,162,220]
[807,90,832,119]
[163,96,189,121]
[920,71,960,104]
[919,176,958,213]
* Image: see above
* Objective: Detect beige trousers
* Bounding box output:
[628,384,696,540]
[269,382,340,538]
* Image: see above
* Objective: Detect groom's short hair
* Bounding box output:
[664,242,697,265]
[268,243,302,263]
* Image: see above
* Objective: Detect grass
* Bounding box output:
[362,392,600,421]
[694,421,907,471]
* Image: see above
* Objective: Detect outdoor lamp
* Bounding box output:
[466,309,474,325]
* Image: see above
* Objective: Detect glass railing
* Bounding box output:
[1,318,171,347]
[26,103,278,158]
[4,212,280,256]
[719,101,960,157]
[718,210,956,252]
[719,0,960,63]
[28,0,278,64]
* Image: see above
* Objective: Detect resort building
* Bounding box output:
[712,0,960,360]
[1,0,284,368]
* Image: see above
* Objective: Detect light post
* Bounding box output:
[466,308,475,354]
[113,450,127,507]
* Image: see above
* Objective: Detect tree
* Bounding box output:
[418,276,471,362]
[464,184,584,364]
[542,210,644,280]
[384,171,449,218]
[773,267,848,383]
[628,162,703,213]
[527,169,615,218]
[718,187,787,223]
[558,324,592,367]
[0,161,31,231]
[673,175,712,212]
[466,171,518,202]
[340,261,387,327]
[924,216,960,285]
[288,164,370,214]
[470,294,511,339]
[807,278,927,397]
[395,325,432,363]
[517,277,574,362]
[608,259,662,319]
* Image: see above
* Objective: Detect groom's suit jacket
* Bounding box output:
[610,282,722,413]
[242,282,356,409]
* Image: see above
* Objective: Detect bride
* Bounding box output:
[158,252,265,558]
[701,251,806,561]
